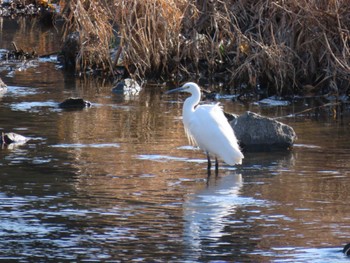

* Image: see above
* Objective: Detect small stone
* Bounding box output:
[59,98,91,109]
[1,132,29,145]
[0,77,6,88]
[112,78,141,96]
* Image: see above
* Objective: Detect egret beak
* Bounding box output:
[165,86,186,94]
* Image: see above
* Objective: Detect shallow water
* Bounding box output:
[1,17,350,262]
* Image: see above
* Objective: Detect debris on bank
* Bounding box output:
[0,0,57,18]
[0,42,38,60]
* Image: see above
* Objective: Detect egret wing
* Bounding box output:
[187,103,243,165]
[184,126,198,146]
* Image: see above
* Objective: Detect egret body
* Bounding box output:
[166,82,243,172]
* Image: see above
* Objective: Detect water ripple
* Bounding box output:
[51,143,120,148]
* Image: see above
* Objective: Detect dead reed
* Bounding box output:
[62,0,114,73]
[114,0,188,78]
[62,0,350,95]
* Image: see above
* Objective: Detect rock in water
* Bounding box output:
[59,98,91,109]
[1,132,29,145]
[112,78,141,96]
[343,243,350,256]
[231,111,296,151]
[0,77,6,88]
[0,78,7,97]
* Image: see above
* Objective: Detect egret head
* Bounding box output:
[165,82,200,95]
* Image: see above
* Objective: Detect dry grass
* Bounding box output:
[61,0,114,73]
[242,0,350,95]
[62,0,350,95]
[114,0,188,78]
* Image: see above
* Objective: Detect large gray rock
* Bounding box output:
[231,111,297,151]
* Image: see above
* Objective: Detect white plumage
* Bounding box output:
[166,82,243,171]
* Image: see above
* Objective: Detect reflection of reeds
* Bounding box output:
[63,0,350,94]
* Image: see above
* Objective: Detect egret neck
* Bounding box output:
[182,86,201,121]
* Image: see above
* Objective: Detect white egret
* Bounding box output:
[166,82,244,173]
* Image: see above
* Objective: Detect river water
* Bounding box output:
[1,17,350,262]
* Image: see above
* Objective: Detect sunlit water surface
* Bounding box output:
[1,17,350,262]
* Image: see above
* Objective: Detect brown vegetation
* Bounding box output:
[62,0,350,95]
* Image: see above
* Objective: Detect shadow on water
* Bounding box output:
[1,17,350,262]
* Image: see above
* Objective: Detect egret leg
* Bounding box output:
[206,153,211,171]
[215,157,219,175]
